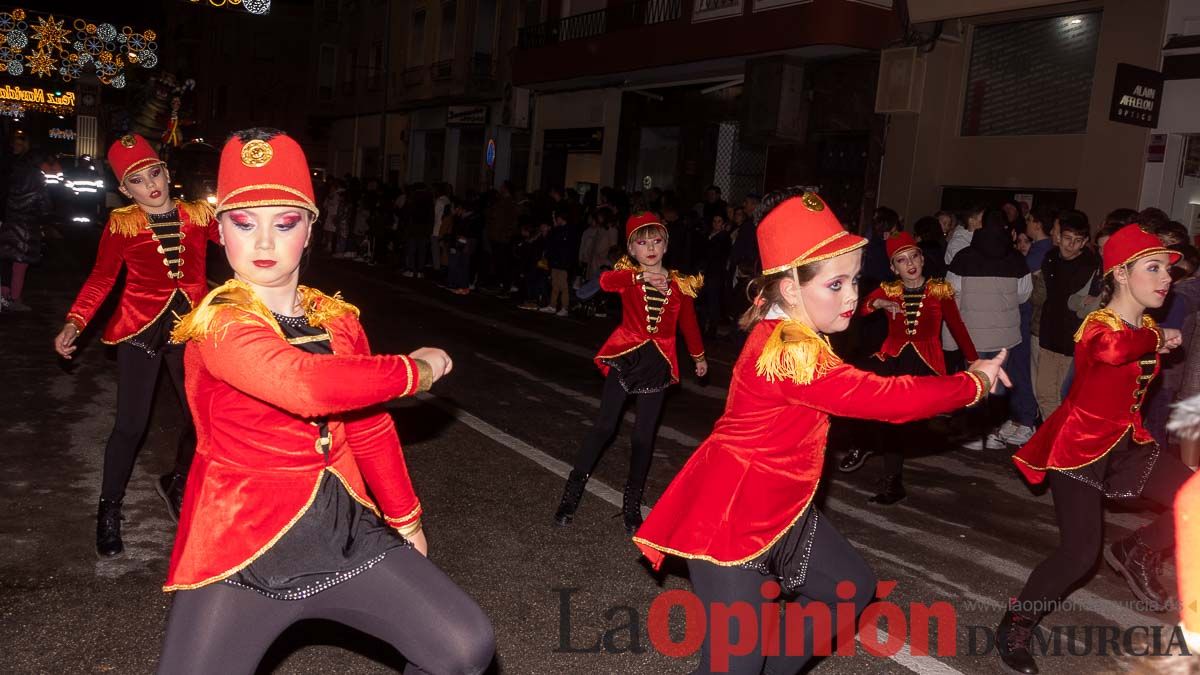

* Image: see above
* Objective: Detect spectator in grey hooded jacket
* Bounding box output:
[946,212,1032,449]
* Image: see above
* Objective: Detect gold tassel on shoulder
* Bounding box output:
[178,199,216,226]
[107,204,148,237]
[613,256,637,272]
[297,286,359,326]
[754,320,843,385]
[171,279,282,343]
[671,271,703,298]
[880,280,903,298]
[172,280,362,344]
[926,279,955,299]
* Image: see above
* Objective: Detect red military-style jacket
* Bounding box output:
[634,317,988,568]
[66,200,218,343]
[860,279,978,375]
[594,259,705,383]
[1013,309,1163,485]
[164,280,427,591]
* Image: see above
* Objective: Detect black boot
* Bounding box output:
[156,472,186,523]
[837,447,873,473]
[554,470,589,526]
[868,473,906,505]
[1105,534,1170,611]
[996,610,1040,674]
[622,484,644,535]
[96,498,124,558]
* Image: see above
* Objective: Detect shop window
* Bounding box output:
[961,13,1101,136]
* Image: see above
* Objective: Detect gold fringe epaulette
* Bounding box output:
[171,279,359,344]
[754,320,843,385]
[613,255,637,272]
[671,271,703,298]
[610,256,703,297]
[1073,308,1155,343]
[178,199,215,227]
[927,279,955,299]
[108,199,216,237]
[880,280,903,298]
[107,204,148,237]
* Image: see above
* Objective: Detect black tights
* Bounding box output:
[571,372,665,491]
[100,343,195,501]
[1015,452,1192,611]
[686,512,877,674]
[158,546,495,675]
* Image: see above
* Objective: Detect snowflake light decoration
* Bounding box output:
[0,8,159,87]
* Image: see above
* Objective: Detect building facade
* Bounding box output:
[878,0,1171,226]
[511,0,902,224]
[314,0,524,192]
[1139,0,1200,233]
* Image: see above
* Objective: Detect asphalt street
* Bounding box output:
[0,225,1187,674]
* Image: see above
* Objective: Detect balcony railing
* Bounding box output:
[518,0,683,49]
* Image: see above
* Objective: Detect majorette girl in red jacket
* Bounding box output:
[998,224,1190,675]
[632,189,1009,674]
[838,231,979,505]
[156,129,494,673]
[553,212,706,535]
[52,133,217,558]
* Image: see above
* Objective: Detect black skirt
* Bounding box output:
[740,507,821,592]
[1054,430,1159,499]
[602,342,673,394]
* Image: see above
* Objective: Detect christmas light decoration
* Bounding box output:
[0,9,160,87]
[188,0,271,15]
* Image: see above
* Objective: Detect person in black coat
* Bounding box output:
[0,133,51,311]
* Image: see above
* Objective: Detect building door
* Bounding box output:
[424,130,445,185]
[457,128,485,194]
[634,126,679,193]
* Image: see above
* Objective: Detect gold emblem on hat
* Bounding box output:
[241,140,273,168]
[120,134,136,148]
[801,192,824,212]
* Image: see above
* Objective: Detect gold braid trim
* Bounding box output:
[880,280,903,298]
[178,199,215,227]
[927,279,955,300]
[171,279,361,343]
[107,204,148,237]
[613,255,637,272]
[671,271,703,298]
[754,320,843,385]
[1073,308,1155,343]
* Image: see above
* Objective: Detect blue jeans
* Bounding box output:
[1006,303,1038,427]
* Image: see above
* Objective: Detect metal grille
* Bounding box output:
[714,122,765,202]
[961,13,1100,136]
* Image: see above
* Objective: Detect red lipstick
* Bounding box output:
[840,310,855,318]
[253,260,276,268]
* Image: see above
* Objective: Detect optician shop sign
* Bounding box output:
[1109,63,1162,129]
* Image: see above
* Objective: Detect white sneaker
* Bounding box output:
[962,435,1007,450]
[556,309,569,317]
[1003,423,1035,445]
[538,306,556,314]
[995,420,1018,440]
